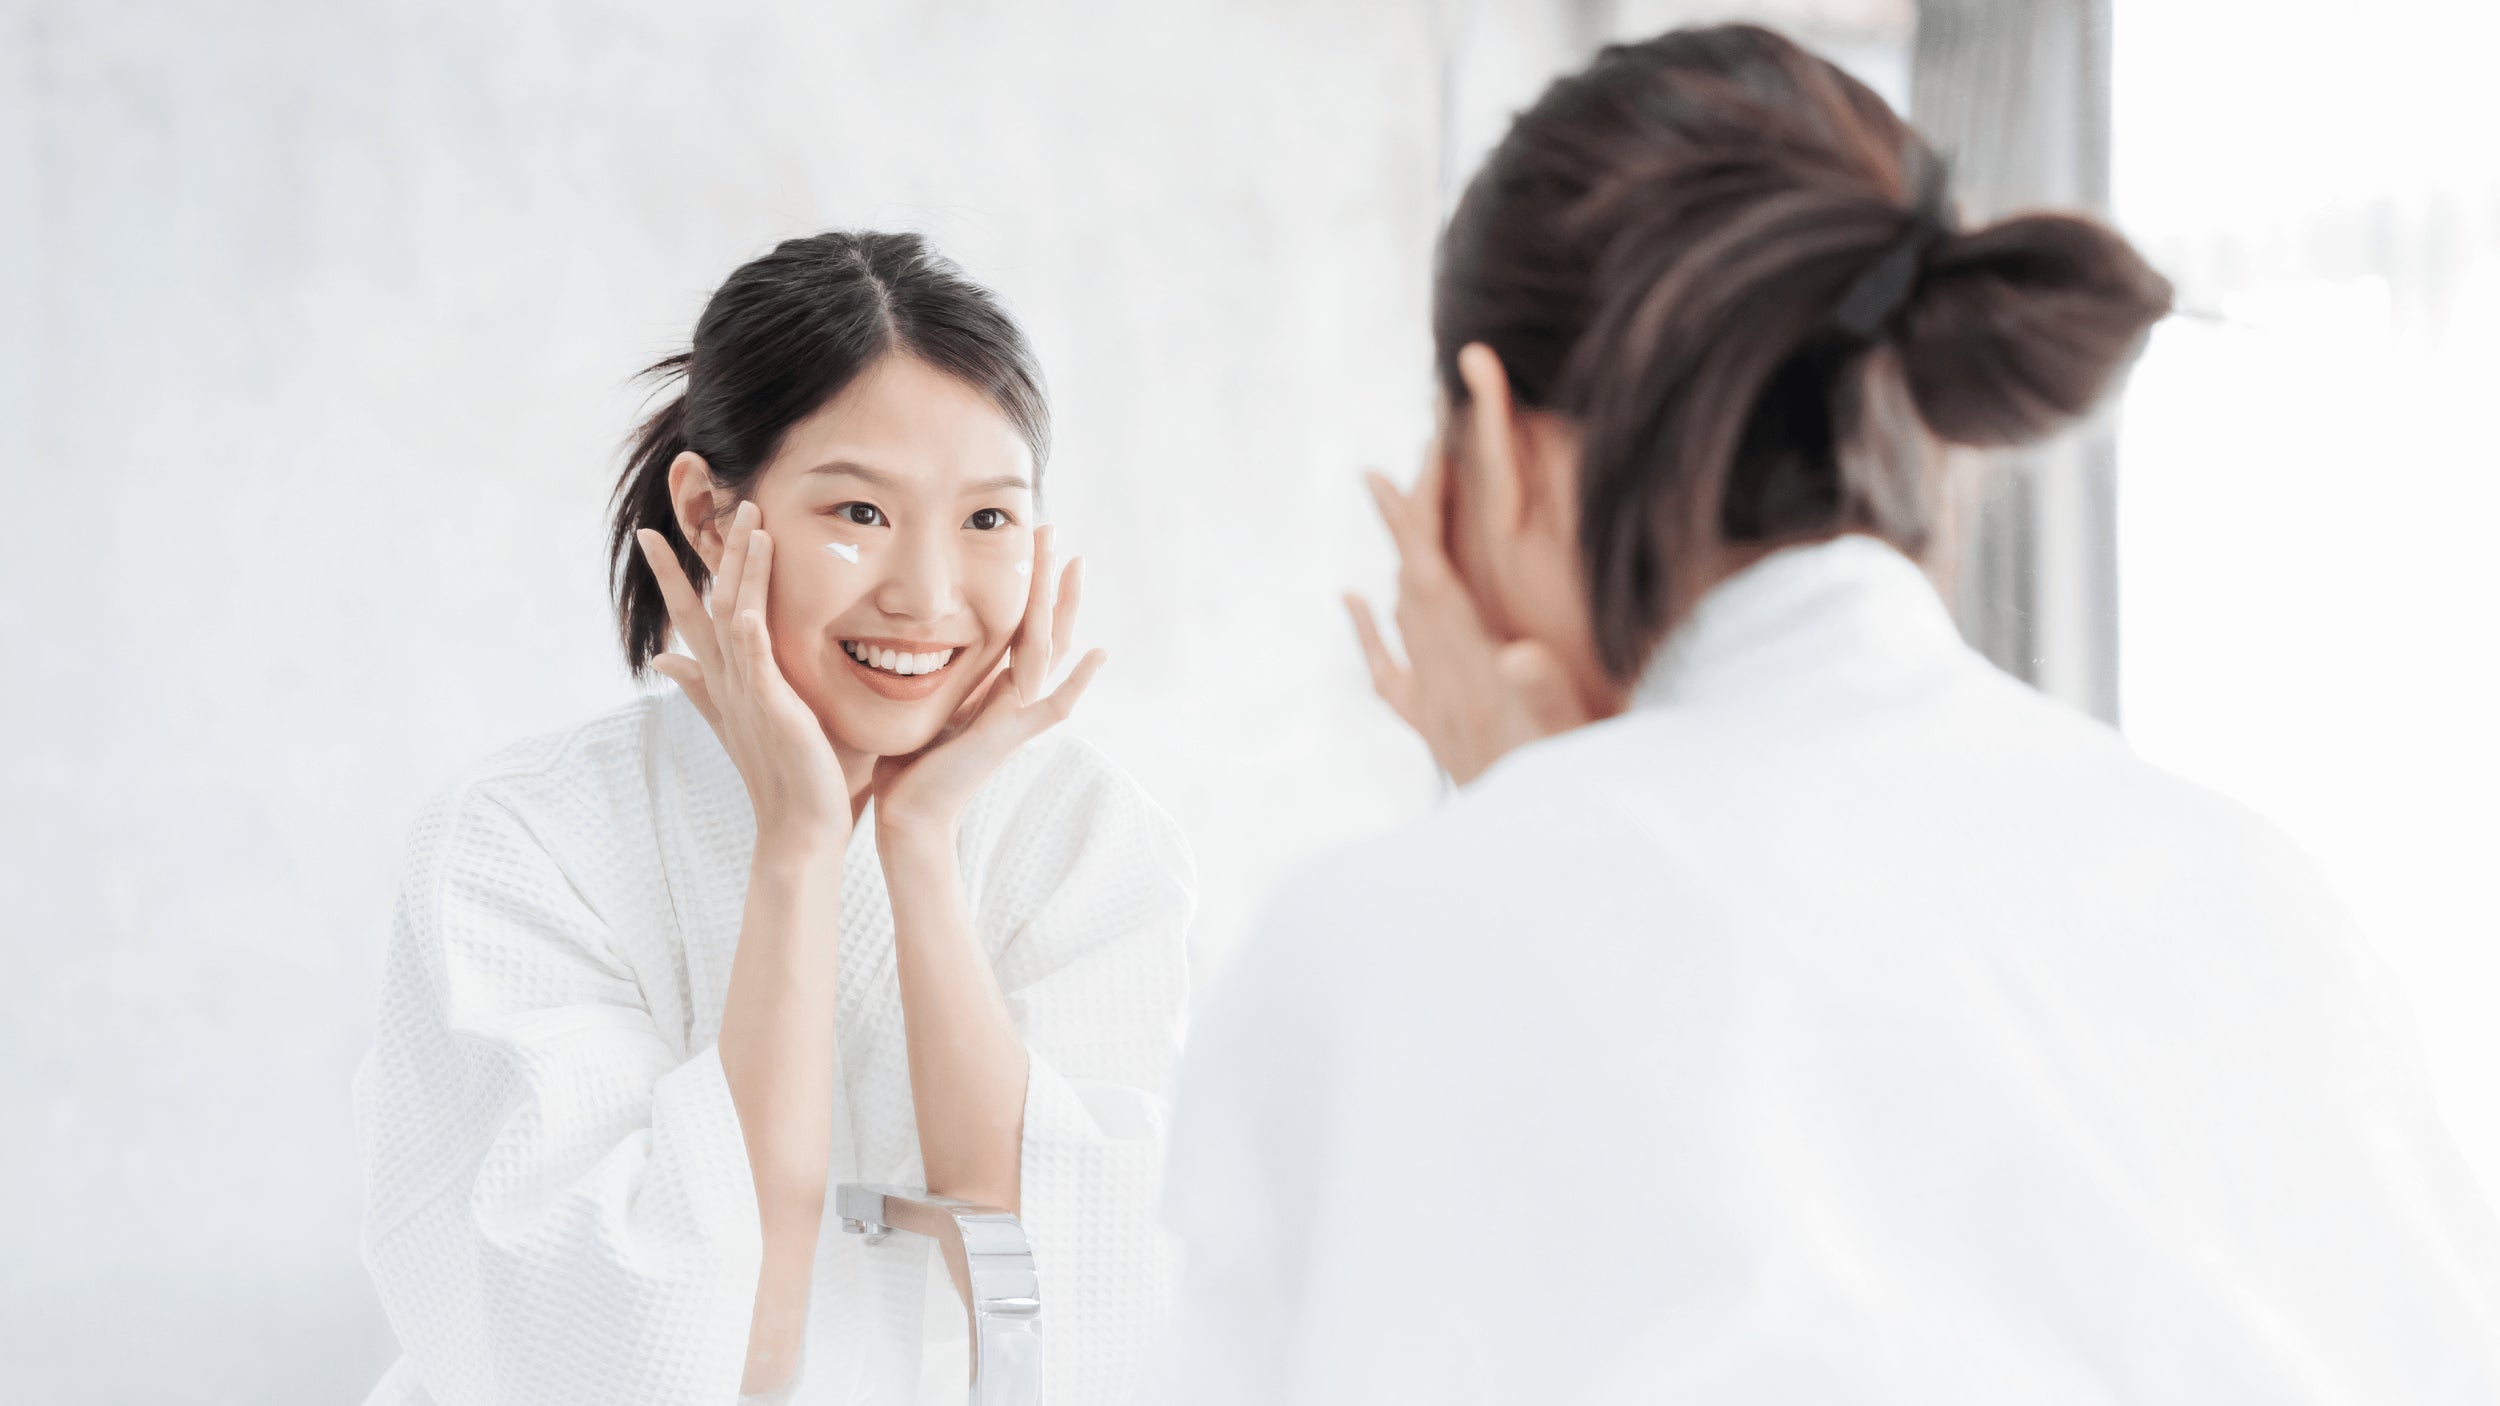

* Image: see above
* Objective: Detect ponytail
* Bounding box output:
[1900,213,2173,449]
[605,353,699,680]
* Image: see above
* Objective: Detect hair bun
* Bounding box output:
[1897,211,2175,448]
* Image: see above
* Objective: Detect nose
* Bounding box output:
[871,521,963,624]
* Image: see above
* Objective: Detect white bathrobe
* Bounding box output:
[1142,535,2500,1405]
[352,686,1193,1406]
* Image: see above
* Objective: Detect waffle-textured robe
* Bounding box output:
[353,686,1193,1405]
[1143,534,2500,1405]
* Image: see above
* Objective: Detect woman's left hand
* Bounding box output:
[1345,448,1592,787]
[870,524,1106,841]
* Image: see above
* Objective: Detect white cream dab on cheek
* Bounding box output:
[1013,559,1030,575]
[826,541,860,563]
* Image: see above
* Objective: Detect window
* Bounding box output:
[2114,0,2500,1195]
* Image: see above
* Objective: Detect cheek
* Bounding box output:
[967,557,1030,643]
[768,535,873,636]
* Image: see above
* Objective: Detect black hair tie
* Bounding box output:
[1830,208,1951,342]
[1831,145,1956,342]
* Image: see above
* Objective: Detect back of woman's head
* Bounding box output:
[606,231,1048,677]
[1436,23,2174,682]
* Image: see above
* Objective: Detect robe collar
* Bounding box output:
[1626,533,1966,714]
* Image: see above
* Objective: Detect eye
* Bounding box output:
[828,502,886,527]
[966,507,1014,531]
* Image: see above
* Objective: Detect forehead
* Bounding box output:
[770,353,1034,490]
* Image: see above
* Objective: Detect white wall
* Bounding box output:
[0,2,1458,1398]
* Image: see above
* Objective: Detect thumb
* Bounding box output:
[651,653,718,721]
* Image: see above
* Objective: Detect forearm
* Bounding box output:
[718,834,846,1395]
[880,825,1030,1213]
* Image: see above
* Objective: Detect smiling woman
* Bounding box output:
[349,232,1194,1406]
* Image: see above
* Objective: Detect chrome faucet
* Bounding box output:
[835,1183,1042,1406]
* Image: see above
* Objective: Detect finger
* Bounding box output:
[733,606,774,684]
[1364,469,1413,556]
[1412,442,1454,561]
[1343,593,1418,724]
[1343,590,1402,671]
[1367,468,1455,588]
[1034,647,1108,725]
[637,529,722,672]
[648,651,719,724]
[1048,555,1083,673]
[737,526,772,640]
[710,499,757,636]
[924,649,1030,755]
[726,526,776,698]
[1015,525,1057,704]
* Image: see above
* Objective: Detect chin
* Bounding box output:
[818,708,948,761]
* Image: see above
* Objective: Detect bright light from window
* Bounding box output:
[2115,0,2500,1199]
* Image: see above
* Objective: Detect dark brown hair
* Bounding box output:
[1436,23,2173,682]
[606,231,1049,677]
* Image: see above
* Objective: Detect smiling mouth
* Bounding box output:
[840,640,960,678]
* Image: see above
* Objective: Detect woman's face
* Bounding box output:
[738,353,1037,759]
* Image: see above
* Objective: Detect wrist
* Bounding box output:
[875,813,959,865]
[753,821,849,876]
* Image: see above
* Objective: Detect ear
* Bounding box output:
[1455,343,1530,535]
[666,451,731,572]
[1458,342,1577,542]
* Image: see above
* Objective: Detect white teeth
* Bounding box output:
[845,637,950,675]
[846,642,955,677]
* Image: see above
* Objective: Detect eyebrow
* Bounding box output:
[801,459,1032,494]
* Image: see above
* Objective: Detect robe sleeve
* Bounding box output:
[353,781,765,1406]
[982,746,1197,1406]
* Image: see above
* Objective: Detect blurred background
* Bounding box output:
[2,0,2493,1400]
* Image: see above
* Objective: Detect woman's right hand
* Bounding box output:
[1344,447,1593,787]
[636,500,852,849]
